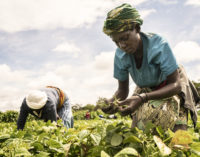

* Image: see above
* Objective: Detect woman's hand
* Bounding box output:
[56,113,60,120]
[118,95,143,116]
[101,99,119,114]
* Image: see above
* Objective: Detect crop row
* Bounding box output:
[0,116,200,156]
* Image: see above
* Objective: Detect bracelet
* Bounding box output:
[135,93,148,103]
[135,94,145,103]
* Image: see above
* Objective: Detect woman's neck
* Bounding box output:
[134,35,143,58]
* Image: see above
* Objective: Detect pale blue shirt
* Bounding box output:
[114,32,178,88]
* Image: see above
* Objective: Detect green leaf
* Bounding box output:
[111,133,123,146]
[24,132,33,139]
[190,142,200,151]
[90,133,101,145]
[123,135,142,144]
[63,143,71,155]
[47,139,62,149]
[89,146,105,157]
[153,135,172,156]
[191,150,200,156]
[42,126,51,132]
[15,130,25,138]
[49,147,64,153]
[38,133,47,142]
[144,121,155,134]
[35,151,50,157]
[15,147,31,157]
[190,142,200,156]
[32,142,44,151]
[167,128,174,137]
[170,130,193,147]
[114,147,138,157]
[101,150,110,157]
[137,120,145,130]
[106,125,115,132]
[0,134,10,141]
[79,129,90,140]
[123,132,133,139]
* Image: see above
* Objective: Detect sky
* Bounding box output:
[0,0,200,111]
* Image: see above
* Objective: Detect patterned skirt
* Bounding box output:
[132,94,188,131]
[132,65,197,131]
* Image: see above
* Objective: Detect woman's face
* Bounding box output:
[110,29,141,54]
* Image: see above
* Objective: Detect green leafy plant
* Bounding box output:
[0,110,200,156]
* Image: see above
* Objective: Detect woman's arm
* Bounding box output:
[109,78,129,102]
[142,69,181,101]
[17,99,29,130]
[101,78,129,114]
[119,69,181,116]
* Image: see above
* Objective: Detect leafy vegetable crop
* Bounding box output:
[0,114,200,157]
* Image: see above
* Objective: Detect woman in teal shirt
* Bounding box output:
[102,3,199,131]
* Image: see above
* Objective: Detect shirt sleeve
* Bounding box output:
[149,36,178,76]
[113,49,129,81]
[17,99,29,130]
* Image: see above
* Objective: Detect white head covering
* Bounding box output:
[26,90,48,110]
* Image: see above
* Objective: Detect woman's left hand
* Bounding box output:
[118,95,142,116]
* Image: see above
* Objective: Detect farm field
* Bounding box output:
[0,111,200,157]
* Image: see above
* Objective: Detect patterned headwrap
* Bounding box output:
[103,3,143,35]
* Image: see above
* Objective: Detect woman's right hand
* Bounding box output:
[101,99,119,114]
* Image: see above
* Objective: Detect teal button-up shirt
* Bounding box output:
[114,32,178,88]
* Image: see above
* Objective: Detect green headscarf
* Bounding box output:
[103,3,143,35]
